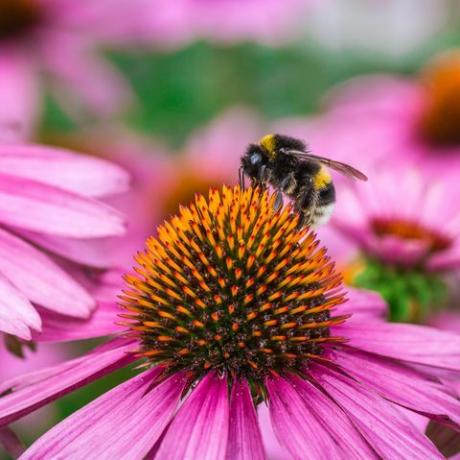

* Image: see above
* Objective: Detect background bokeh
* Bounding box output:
[2,0,460,457]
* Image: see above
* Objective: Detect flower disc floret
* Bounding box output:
[121,186,347,387]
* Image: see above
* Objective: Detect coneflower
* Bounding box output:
[0,186,459,459]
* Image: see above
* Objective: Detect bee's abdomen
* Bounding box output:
[312,182,336,226]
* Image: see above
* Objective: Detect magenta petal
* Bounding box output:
[266,375,343,460]
[0,272,41,340]
[334,349,460,430]
[33,301,122,342]
[0,339,135,427]
[21,369,186,460]
[226,379,266,460]
[157,372,229,460]
[286,374,377,459]
[336,287,387,319]
[0,172,125,237]
[0,228,94,317]
[335,321,460,370]
[312,365,443,459]
[0,144,129,197]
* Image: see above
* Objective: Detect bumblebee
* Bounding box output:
[240,133,367,227]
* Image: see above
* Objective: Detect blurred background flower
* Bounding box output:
[2,0,460,457]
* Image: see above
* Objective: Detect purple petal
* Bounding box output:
[0,172,125,237]
[0,228,94,317]
[334,348,460,431]
[0,339,135,427]
[286,373,378,459]
[21,368,186,460]
[157,372,229,460]
[0,144,129,197]
[335,321,460,370]
[336,287,387,319]
[226,380,266,460]
[266,375,343,459]
[0,272,41,340]
[33,301,122,342]
[311,364,443,459]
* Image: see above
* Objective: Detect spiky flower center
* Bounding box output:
[372,217,451,254]
[121,186,347,387]
[0,0,42,40]
[418,52,460,146]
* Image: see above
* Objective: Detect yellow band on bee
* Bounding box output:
[259,134,277,158]
[313,166,331,189]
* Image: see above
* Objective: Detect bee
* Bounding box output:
[240,133,367,228]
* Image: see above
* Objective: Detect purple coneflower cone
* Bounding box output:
[0,143,129,344]
[0,186,459,459]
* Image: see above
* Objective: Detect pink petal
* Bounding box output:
[0,228,94,317]
[22,368,186,459]
[33,301,122,342]
[0,272,41,340]
[226,380,266,460]
[157,372,229,460]
[18,230,116,268]
[41,32,131,117]
[334,348,460,431]
[0,144,129,197]
[0,339,135,427]
[311,365,443,459]
[286,373,378,459]
[336,287,387,319]
[335,321,460,370]
[266,375,343,459]
[0,172,125,238]
[0,47,40,142]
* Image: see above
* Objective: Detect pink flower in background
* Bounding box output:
[0,143,129,342]
[127,0,317,48]
[0,0,140,142]
[298,51,460,176]
[0,186,459,459]
[331,168,460,271]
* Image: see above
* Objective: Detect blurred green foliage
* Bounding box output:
[41,41,423,149]
[354,258,448,323]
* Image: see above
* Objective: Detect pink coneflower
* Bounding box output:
[0,0,137,141]
[294,50,460,176]
[0,143,128,343]
[0,186,458,459]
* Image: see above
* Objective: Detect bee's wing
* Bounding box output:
[289,150,368,181]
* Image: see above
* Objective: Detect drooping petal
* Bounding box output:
[226,379,266,460]
[21,368,186,460]
[0,144,129,197]
[18,230,117,268]
[0,272,41,340]
[265,375,342,460]
[335,321,460,370]
[336,287,387,319]
[286,374,378,459]
[33,301,122,342]
[334,348,460,430]
[0,228,94,318]
[0,47,40,142]
[311,364,443,459]
[0,172,125,237]
[0,339,135,427]
[157,372,229,460]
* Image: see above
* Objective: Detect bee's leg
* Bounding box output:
[280,174,296,194]
[296,186,318,229]
[274,190,283,211]
[239,166,246,190]
[258,165,268,183]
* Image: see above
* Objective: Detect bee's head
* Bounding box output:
[242,144,268,177]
